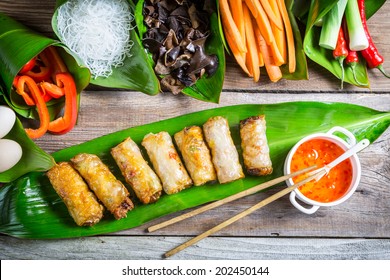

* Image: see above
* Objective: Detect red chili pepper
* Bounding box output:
[17,76,50,139]
[358,0,390,78]
[342,20,364,86]
[19,57,37,74]
[48,73,78,135]
[333,27,348,89]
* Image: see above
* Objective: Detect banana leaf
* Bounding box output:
[0,13,90,119]
[0,102,389,239]
[0,117,56,183]
[134,0,225,103]
[302,0,386,87]
[51,0,160,95]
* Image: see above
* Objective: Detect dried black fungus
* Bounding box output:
[143,0,218,94]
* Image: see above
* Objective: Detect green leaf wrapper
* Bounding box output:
[0,117,56,183]
[51,0,160,95]
[135,0,225,103]
[0,102,389,238]
[0,13,90,119]
[302,0,386,87]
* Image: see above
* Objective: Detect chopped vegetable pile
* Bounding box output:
[307,0,388,88]
[13,47,78,139]
[142,0,219,94]
[219,0,296,83]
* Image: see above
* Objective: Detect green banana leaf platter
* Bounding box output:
[0,13,90,120]
[0,102,389,239]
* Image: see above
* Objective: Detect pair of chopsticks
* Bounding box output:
[148,165,324,258]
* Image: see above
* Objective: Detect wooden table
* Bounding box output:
[1,1,389,260]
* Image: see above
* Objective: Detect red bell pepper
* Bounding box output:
[40,82,65,99]
[25,51,52,82]
[19,57,37,74]
[44,47,68,76]
[48,73,78,135]
[17,76,50,139]
[16,76,53,105]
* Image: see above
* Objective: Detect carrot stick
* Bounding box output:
[276,0,296,73]
[245,0,258,18]
[255,26,282,82]
[259,0,283,30]
[270,39,285,66]
[229,0,245,46]
[244,0,275,45]
[258,51,264,67]
[220,0,247,53]
[243,2,260,82]
[225,30,250,75]
[269,0,287,62]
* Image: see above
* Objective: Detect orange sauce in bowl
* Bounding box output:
[290,138,353,203]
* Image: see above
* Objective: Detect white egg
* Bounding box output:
[0,139,23,173]
[0,106,16,138]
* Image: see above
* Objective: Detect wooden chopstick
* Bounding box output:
[164,168,326,258]
[148,165,317,233]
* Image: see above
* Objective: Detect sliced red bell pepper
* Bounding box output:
[19,57,37,74]
[13,75,20,88]
[17,76,50,139]
[40,82,65,99]
[16,76,53,105]
[25,51,52,82]
[15,75,36,106]
[44,46,68,75]
[48,73,78,135]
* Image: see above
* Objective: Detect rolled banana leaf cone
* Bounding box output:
[51,0,160,95]
[0,114,56,183]
[0,13,90,119]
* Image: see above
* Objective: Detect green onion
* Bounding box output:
[345,0,369,51]
[319,0,348,50]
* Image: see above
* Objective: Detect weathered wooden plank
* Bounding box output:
[1,235,389,260]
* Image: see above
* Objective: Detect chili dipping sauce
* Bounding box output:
[290,138,353,203]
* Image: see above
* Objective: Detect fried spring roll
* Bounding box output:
[46,162,104,226]
[203,116,245,184]
[174,126,217,186]
[240,116,273,176]
[111,137,162,204]
[71,153,134,219]
[142,131,193,194]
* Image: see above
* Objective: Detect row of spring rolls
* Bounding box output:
[46,115,272,226]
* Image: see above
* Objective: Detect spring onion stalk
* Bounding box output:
[345,0,369,51]
[319,0,348,50]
